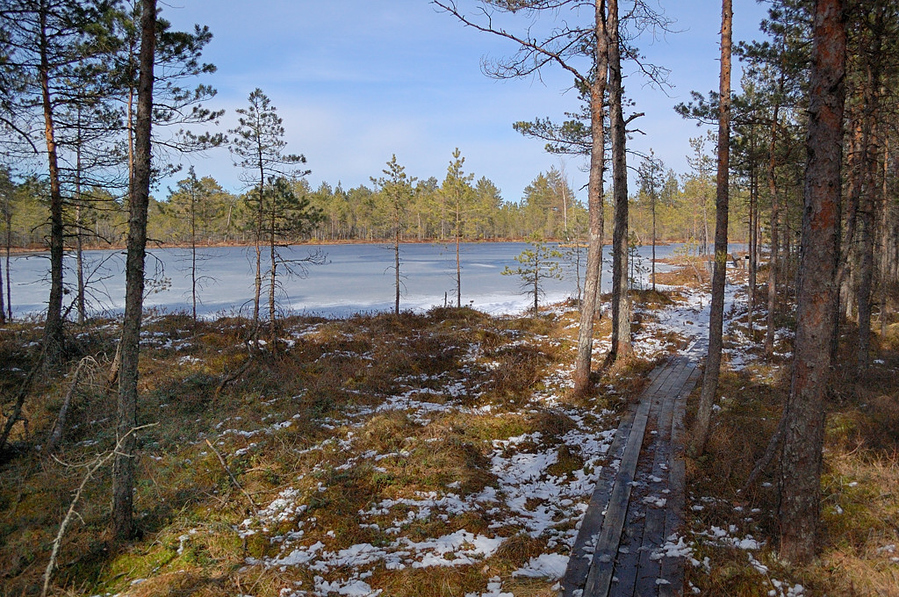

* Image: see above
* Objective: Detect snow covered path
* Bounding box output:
[560,341,704,597]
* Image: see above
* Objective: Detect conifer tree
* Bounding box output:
[113,0,155,541]
[230,88,307,333]
[373,155,416,315]
[441,148,474,308]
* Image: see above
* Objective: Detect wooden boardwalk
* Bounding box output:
[560,342,704,597]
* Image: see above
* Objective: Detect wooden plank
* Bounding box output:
[562,349,705,597]
[562,356,678,596]
[633,390,678,596]
[561,404,637,597]
[606,390,670,596]
[659,360,700,597]
[582,382,656,596]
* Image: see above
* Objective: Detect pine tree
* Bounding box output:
[502,238,564,314]
[113,0,155,541]
[441,148,474,308]
[372,155,416,315]
[229,88,307,333]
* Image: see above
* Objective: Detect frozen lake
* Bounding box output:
[5,242,683,319]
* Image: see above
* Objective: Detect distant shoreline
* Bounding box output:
[7,237,690,255]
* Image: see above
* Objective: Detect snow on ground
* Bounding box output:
[220,327,620,596]
[172,266,796,596]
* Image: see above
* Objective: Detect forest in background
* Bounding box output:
[1,150,747,251]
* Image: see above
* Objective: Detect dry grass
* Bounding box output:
[2,304,629,597]
[683,284,899,596]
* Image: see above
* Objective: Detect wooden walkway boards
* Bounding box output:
[560,342,704,597]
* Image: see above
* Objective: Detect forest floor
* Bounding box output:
[0,259,896,597]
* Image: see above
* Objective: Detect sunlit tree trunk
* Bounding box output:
[691,0,732,455]
[608,0,631,361]
[39,2,65,364]
[573,1,609,397]
[765,75,784,359]
[113,0,156,541]
[778,0,846,564]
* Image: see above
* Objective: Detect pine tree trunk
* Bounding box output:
[395,224,400,315]
[190,192,197,323]
[608,0,631,361]
[691,0,732,456]
[749,155,758,333]
[0,251,4,325]
[113,0,156,541]
[765,99,782,359]
[854,26,883,372]
[269,231,276,345]
[456,204,461,308]
[778,0,846,564]
[39,5,65,365]
[573,1,608,397]
[253,181,264,329]
[4,203,11,320]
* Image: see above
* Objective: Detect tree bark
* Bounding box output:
[691,0,732,456]
[853,11,884,372]
[269,206,277,344]
[572,1,608,397]
[608,0,631,361]
[765,87,783,359]
[113,0,156,542]
[749,138,759,333]
[778,0,846,564]
[39,3,65,365]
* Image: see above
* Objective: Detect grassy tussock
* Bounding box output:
[3,301,667,597]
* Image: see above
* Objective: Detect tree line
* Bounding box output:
[1,149,755,251]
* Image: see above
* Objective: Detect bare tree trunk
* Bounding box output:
[113,0,155,542]
[4,195,11,320]
[652,198,657,291]
[456,205,462,308]
[765,95,783,359]
[778,0,846,564]
[879,138,890,338]
[0,252,4,324]
[691,0,732,456]
[252,182,264,329]
[395,224,400,315]
[749,150,759,334]
[269,214,277,345]
[572,1,608,397]
[39,5,65,365]
[854,19,884,372]
[608,0,631,361]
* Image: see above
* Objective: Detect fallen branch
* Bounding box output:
[742,414,787,493]
[105,342,122,392]
[215,355,254,398]
[45,357,96,454]
[205,438,258,512]
[42,423,157,597]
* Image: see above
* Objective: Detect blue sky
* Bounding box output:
[162,0,771,204]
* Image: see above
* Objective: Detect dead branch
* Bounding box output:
[205,438,259,512]
[105,341,122,392]
[42,423,157,597]
[45,356,97,454]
